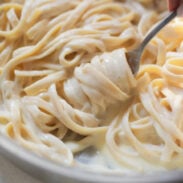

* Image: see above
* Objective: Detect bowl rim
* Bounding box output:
[0,133,183,183]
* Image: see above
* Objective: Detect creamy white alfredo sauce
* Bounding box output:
[0,0,183,173]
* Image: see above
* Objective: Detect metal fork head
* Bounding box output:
[126,49,141,75]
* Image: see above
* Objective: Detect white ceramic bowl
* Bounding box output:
[0,133,183,183]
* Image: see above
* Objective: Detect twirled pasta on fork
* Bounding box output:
[0,0,183,172]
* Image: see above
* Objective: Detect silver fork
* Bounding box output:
[126,11,177,74]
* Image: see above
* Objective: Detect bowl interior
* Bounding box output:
[0,134,183,183]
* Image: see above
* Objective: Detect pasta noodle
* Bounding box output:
[0,0,183,173]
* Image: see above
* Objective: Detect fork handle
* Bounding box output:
[139,10,177,54]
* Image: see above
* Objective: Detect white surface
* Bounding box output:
[0,154,43,183]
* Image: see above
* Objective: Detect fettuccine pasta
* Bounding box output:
[0,0,183,173]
